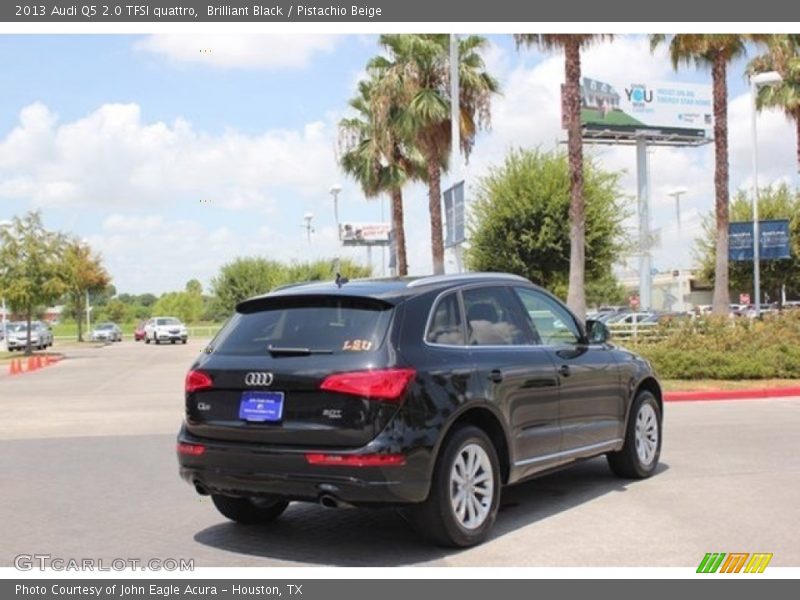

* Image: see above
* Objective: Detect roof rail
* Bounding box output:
[406,272,528,288]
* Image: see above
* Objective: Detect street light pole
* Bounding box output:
[329,184,342,239]
[667,188,687,231]
[750,71,783,319]
[302,212,315,245]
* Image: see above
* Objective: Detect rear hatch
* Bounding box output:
[184,294,405,448]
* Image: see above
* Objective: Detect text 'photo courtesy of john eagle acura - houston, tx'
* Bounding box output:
[177,273,662,547]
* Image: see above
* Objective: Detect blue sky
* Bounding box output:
[0,34,795,294]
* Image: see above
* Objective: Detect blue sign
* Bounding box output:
[729,220,792,261]
[443,181,466,247]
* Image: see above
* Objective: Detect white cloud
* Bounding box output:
[0,102,341,211]
[89,212,385,294]
[134,34,340,70]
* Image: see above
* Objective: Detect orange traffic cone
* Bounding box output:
[35,355,43,369]
[26,356,37,372]
[9,359,21,375]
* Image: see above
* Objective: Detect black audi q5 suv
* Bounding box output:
[177,273,662,547]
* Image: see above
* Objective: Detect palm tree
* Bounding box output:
[514,35,612,321]
[338,77,420,276]
[650,34,754,316]
[371,34,499,275]
[748,35,800,172]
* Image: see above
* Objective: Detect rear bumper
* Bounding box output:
[176,425,432,506]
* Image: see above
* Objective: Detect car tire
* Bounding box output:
[607,390,662,479]
[182,340,187,344]
[211,495,290,525]
[154,335,160,345]
[145,336,150,344]
[406,425,501,548]
[171,340,176,344]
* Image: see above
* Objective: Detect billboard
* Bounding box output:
[443,180,466,247]
[573,77,713,135]
[729,220,792,261]
[339,222,391,247]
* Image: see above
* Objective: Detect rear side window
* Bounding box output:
[426,293,465,345]
[211,297,393,356]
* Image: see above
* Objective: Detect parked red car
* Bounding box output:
[134,320,149,342]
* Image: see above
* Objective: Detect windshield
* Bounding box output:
[211,297,393,356]
[97,324,114,330]
[156,318,181,326]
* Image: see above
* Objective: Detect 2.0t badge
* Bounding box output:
[244,372,274,386]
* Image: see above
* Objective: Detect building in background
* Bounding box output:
[618,269,712,312]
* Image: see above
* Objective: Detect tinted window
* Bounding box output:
[462,286,533,346]
[514,288,580,345]
[211,297,393,356]
[426,293,465,345]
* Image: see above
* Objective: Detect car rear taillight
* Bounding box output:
[177,442,206,456]
[319,368,416,402]
[305,453,406,467]
[185,370,213,393]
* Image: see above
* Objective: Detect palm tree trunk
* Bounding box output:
[564,39,587,321]
[427,157,445,275]
[390,187,408,276]
[711,53,731,315]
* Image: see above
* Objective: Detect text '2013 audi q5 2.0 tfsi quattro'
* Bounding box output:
[177,273,663,547]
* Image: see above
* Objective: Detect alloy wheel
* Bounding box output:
[449,443,494,530]
[634,403,658,466]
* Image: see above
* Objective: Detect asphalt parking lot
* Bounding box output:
[1,339,799,567]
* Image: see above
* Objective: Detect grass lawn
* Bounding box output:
[662,379,800,392]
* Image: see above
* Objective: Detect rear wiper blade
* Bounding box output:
[267,345,334,356]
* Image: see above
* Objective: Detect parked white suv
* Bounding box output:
[144,317,188,345]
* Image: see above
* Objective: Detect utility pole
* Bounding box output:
[85,289,91,338]
[636,135,652,311]
[449,33,464,273]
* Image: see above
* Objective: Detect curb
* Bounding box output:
[664,387,800,402]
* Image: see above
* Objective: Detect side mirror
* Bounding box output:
[586,319,611,345]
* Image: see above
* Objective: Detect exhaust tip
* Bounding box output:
[194,482,210,496]
[319,494,339,509]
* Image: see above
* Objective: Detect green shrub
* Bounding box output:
[625,311,800,380]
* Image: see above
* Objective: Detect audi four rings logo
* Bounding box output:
[244,372,274,386]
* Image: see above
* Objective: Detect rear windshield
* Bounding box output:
[210,297,393,356]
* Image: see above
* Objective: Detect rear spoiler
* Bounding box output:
[236,293,396,314]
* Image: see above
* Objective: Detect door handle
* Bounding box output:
[489,369,504,383]
[558,365,571,377]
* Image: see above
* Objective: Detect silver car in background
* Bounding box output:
[7,321,54,351]
[91,322,123,342]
